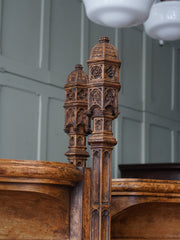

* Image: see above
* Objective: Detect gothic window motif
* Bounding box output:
[69,136,75,146]
[105,65,116,79]
[95,119,103,131]
[102,209,109,217]
[77,88,87,101]
[66,108,75,125]
[104,89,115,109]
[92,209,99,216]
[77,136,84,146]
[66,88,76,101]
[93,150,100,163]
[93,107,101,116]
[90,65,102,79]
[103,151,110,162]
[89,88,102,108]
[77,108,86,126]
[91,208,100,237]
[77,161,82,167]
[103,151,111,202]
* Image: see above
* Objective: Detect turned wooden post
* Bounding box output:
[87,37,121,240]
[64,64,91,167]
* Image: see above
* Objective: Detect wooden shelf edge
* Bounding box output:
[112,178,180,196]
[0,159,83,200]
[0,159,83,185]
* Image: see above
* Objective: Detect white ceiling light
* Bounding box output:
[82,0,155,28]
[144,1,180,41]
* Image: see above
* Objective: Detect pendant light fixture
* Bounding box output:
[144,0,180,41]
[82,0,155,28]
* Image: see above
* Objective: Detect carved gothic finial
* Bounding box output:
[64,64,91,167]
[99,36,110,43]
[87,37,121,240]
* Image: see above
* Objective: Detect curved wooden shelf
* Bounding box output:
[0,159,83,199]
[0,158,83,185]
[111,178,180,216]
[111,178,180,240]
[112,178,180,196]
[0,159,83,240]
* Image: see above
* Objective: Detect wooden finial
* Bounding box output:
[64,64,91,167]
[87,38,121,239]
[99,36,110,43]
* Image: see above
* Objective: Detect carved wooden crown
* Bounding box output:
[88,37,119,61]
[66,64,88,85]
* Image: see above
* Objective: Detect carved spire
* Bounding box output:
[64,64,91,167]
[87,37,121,240]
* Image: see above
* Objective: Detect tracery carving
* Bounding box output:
[104,88,115,110]
[105,65,116,79]
[89,88,102,108]
[90,65,102,80]
[77,108,87,126]
[87,37,121,240]
[95,119,103,131]
[65,108,75,125]
[77,136,84,146]
[69,136,75,146]
[64,64,90,167]
[66,88,76,101]
[77,88,87,101]
[93,107,101,116]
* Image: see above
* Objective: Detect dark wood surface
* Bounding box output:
[119,163,180,180]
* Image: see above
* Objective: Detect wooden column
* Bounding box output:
[87,37,121,240]
[64,64,91,167]
[64,64,91,240]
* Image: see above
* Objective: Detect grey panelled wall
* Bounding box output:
[0,0,180,177]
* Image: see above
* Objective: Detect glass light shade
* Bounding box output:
[144,1,180,41]
[83,0,154,28]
